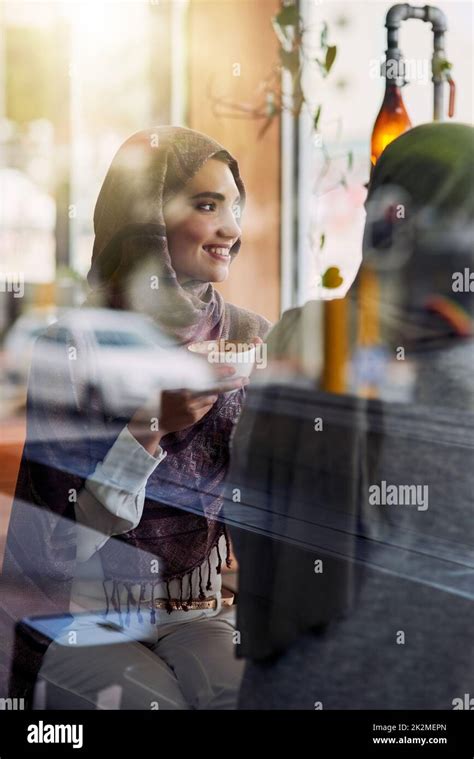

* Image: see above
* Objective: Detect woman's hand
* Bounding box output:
[158,374,242,435]
[127,365,247,454]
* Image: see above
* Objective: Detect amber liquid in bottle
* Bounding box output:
[370,82,412,167]
[359,82,412,399]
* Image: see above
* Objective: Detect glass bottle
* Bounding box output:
[370,82,412,167]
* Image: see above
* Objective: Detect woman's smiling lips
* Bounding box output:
[202,244,232,261]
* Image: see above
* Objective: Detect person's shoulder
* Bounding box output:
[264,300,323,374]
[225,302,273,340]
[267,300,319,341]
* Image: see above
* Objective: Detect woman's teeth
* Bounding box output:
[203,246,230,260]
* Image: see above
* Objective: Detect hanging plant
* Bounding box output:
[207,0,354,290]
[207,0,339,140]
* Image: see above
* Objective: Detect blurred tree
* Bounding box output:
[5,27,57,123]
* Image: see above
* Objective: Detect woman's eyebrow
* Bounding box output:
[190,191,241,203]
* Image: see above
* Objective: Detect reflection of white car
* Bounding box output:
[4,308,59,384]
[8,308,214,417]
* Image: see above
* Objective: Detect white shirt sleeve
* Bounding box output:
[74,425,167,563]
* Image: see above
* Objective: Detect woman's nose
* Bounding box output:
[218,208,241,241]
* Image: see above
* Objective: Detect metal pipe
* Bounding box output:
[433,30,446,120]
[386,3,412,31]
[384,4,449,121]
[423,6,448,121]
[386,4,447,34]
[424,5,448,32]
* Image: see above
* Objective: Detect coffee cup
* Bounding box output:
[187,339,256,381]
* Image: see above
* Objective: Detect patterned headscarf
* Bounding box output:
[85,125,246,343]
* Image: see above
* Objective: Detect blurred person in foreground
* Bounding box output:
[225,122,474,709]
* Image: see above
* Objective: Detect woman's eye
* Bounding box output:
[197,202,216,212]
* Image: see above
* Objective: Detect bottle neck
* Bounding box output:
[382,82,405,105]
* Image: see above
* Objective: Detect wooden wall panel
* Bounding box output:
[0,418,26,572]
[187,0,281,323]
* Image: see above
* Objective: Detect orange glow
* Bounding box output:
[357,267,380,346]
[370,84,412,166]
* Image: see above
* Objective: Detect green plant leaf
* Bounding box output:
[279,48,300,76]
[258,114,276,140]
[433,58,453,77]
[347,150,353,171]
[313,105,322,129]
[322,266,343,288]
[274,4,299,29]
[320,22,328,48]
[293,91,304,118]
[265,100,277,117]
[325,45,337,75]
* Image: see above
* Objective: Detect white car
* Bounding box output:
[3,308,59,385]
[7,308,215,418]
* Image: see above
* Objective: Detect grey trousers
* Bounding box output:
[36,605,244,710]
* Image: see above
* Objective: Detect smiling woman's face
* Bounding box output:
[163,157,242,285]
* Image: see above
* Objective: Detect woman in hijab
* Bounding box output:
[0,126,271,709]
[225,122,474,709]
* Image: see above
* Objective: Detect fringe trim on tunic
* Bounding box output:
[102,527,233,625]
